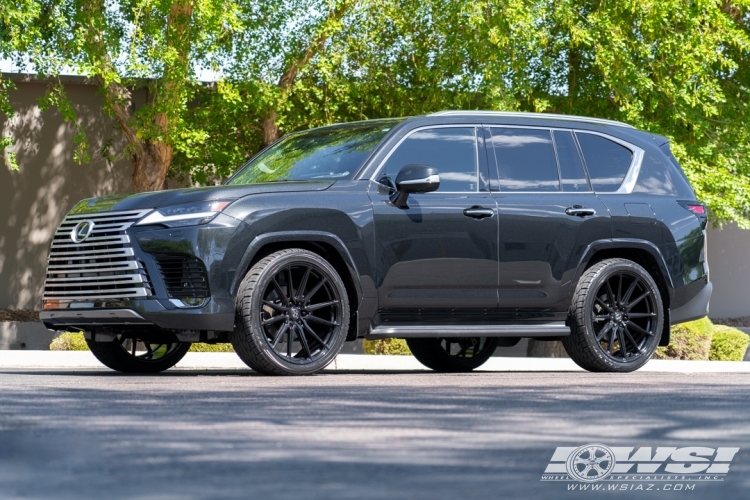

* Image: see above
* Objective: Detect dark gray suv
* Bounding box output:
[40,111,711,375]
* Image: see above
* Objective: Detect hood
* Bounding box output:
[69,181,334,214]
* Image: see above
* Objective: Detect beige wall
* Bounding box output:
[0,76,137,309]
[706,222,750,319]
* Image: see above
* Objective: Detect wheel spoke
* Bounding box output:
[296,325,312,359]
[287,324,294,357]
[296,267,311,301]
[627,312,656,319]
[301,321,330,349]
[286,266,295,303]
[131,339,136,356]
[262,300,287,312]
[605,279,617,308]
[617,274,623,305]
[303,277,328,306]
[595,297,614,313]
[625,290,650,311]
[609,327,618,354]
[304,300,338,311]
[596,322,614,341]
[617,328,628,359]
[271,277,289,307]
[622,278,638,305]
[143,342,154,359]
[305,315,339,326]
[262,315,287,326]
[626,320,654,337]
[623,326,640,353]
[270,322,289,348]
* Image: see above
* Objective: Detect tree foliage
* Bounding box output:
[2,0,750,227]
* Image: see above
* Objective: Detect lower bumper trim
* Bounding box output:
[41,309,151,328]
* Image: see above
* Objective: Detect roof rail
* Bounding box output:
[429,110,635,129]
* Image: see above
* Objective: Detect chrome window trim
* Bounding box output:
[483,124,642,195]
[369,124,482,194]
[574,130,644,194]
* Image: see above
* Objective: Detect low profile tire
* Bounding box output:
[231,249,350,375]
[407,337,499,372]
[562,258,664,373]
[87,336,190,373]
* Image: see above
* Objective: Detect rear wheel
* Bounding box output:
[562,258,663,372]
[231,249,350,375]
[407,337,499,372]
[87,336,190,373]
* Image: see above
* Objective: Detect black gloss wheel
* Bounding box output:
[407,337,499,372]
[231,249,350,375]
[260,262,343,365]
[563,258,663,372]
[87,336,190,373]
[591,271,658,362]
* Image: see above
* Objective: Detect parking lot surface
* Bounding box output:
[1,369,749,499]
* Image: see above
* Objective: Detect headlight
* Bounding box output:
[136,200,232,227]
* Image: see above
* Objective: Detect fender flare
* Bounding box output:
[570,238,675,303]
[230,231,363,305]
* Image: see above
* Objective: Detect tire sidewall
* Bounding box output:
[580,261,663,371]
[242,251,350,375]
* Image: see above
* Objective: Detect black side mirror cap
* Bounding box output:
[390,164,440,208]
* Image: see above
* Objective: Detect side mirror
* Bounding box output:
[390,164,440,208]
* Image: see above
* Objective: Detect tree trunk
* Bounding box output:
[261,111,281,148]
[527,339,569,358]
[131,140,173,192]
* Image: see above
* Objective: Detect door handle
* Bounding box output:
[463,206,495,219]
[565,205,596,217]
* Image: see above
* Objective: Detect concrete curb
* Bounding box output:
[1,351,750,373]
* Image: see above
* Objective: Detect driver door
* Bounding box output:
[368,126,499,311]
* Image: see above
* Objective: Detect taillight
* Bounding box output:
[678,201,707,219]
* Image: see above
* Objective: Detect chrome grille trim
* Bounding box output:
[43,209,154,301]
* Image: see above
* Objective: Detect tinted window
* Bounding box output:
[576,132,633,191]
[383,127,478,192]
[553,130,589,192]
[228,119,403,184]
[490,128,559,191]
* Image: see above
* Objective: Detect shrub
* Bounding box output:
[654,317,713,360]
[49,332,89,351]
[189,343,234,352]
[709,326,749,361]
[363,338,411,355]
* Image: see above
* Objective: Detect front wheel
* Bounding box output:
[407,337,499,372]
[87,336,190,373]
[562,258,664,372]
[231,249,350,375]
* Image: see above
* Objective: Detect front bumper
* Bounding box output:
[41,213,249,333]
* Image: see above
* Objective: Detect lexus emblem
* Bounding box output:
[70,220,96,243]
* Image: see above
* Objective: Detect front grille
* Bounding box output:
[153,254,210,298]
[43,209,154,301]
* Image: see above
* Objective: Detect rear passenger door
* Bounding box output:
[486,126,611,314]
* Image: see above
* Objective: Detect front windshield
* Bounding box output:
[227,119,404,185]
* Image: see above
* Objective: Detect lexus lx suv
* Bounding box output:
[40,111,711,375]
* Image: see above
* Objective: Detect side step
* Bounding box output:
[365,322,570,339]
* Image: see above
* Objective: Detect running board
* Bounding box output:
[365,322,570,339]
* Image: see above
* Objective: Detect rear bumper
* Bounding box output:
[671,280,712,325]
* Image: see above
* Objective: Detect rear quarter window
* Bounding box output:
[576,132,633,191]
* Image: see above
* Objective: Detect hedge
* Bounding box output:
[710,326,749,361]
[363,338,411,355]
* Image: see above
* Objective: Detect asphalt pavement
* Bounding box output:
[2,366,750,500]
